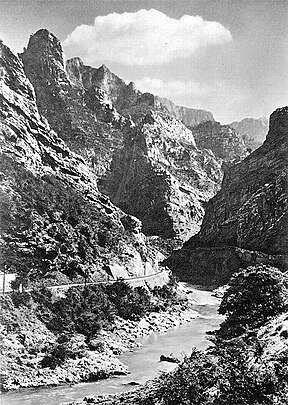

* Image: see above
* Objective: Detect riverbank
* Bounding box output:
[0,294,198,392]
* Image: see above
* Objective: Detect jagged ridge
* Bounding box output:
[0,39,161,285]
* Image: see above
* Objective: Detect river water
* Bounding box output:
[1,286,222,405]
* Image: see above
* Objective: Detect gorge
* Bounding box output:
[0,25,287,405]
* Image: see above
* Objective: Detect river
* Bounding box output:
[1,286,223,405]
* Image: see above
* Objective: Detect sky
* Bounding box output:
[0,0,287,123]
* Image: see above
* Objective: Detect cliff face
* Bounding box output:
[230,116,269,150]
[19,30,224,241]
[159,97,215,127]
[191,121,249,164]
[0,40,161,285]
[101,111,222,240]
[20,30,126,178]
[66,57,166,123]
[166,107,288,284]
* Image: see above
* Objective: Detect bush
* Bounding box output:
[151,350,218,405]
[105,280,152,321]
[49,286,116,340]
[217,265,288,338]
[40,335,76,369]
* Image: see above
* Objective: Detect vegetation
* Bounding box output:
[138,265,288,405]
[0,155,136,286]
[9,277,179,344]
[217,265,288,338]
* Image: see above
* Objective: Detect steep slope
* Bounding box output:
[0,40,161,286]
[19,30,224,242]
[166,107,288,284]
[191,120,249,164]
[20,29,126,177]
[66,56,166,122]
[230,116,268,150]
[159,97,215,127]
[101,111,222,240]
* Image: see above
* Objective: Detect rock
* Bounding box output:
[19,30,224,241]
[191,121,249,165]
[125,381,141,386]
[101,110,222,240]
[0,38,161,287]
[166,107,288,284]
[158,97,215,127]
[230,116,268,150]
[159,354,179,363]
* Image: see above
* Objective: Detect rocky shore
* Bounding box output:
[0,300,198,392]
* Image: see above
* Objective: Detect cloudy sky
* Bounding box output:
[1,0,287,123]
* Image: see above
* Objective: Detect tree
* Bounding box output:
[218,265,288,338]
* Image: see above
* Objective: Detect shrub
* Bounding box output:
[217,265,288,338]
[105,280,152,321]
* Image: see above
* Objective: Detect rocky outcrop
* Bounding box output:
[230,116,268,150]
[166,107,288,284]
[158,97,215,127]
[101,111,222,240]
[191,121,249,165]
[0,39,161,285]
[19,30,224,242]
[20,29,126,177]
[66,56,166,123]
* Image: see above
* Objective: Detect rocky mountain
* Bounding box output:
[19,30,224,242]
[230,116,269,150]
[66,57,165,123]
[0,39,162,286]
[165,107,288,284]
[191,120,249,165]
[158,97,215,127]
[101,111,222,240]
[20,29,128,179]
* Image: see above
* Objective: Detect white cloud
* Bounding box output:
[63,9,232,66]
[135,77,210,98]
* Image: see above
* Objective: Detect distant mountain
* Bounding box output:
[230,117,269,150]
[101,110,222,240]
[166,107,288,284]
[158,97,215,127]
[191,121,249,165]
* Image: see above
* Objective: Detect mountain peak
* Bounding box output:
[23,28,64,68]
[98,64,110,73]
[266,106,288,145]
[66,56,83,67]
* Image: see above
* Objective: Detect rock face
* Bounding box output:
[101,111,222,240]
[0,39,161,285]
[166,107,288,284]
[158,97,214,127]
[191,121,249,165]
[158,97,215,127]
[230,116,269,150]
[19,30,224,241]
[20,29,126,178]
[66,57,165,122]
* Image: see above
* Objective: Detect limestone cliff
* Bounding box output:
[191,121,249,165]
[20,29,126,178]
[66,56,166,122]
[20,30,224,242]
[158,97,215,127]
[166,107,288,284]
[0,40,161,285]
[101,111,222,240]
[230,116,268,150]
